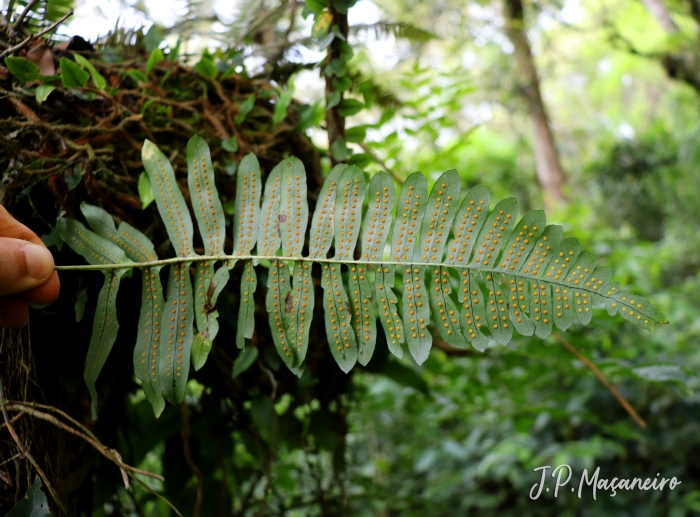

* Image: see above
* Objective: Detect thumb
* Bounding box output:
[0,238,55,297]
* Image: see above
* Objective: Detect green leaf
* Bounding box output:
[332,75,353,92]
[290,261,314,365]
[35,83,56,104]
[40,229,63,251]
[445,185,490,266]
[266,259,297,370]
[85,268,127,419]
[312,11,334,38]
[142,139,195,257]
[483,272,513,345]
[333,0,357,14]
[347,152,372,168]
[194,57,217,79]
[417,170,461,264]
[351,172,395,364]
[327,90,341,109]
[56,218,129,266]
[359,172,394,261]
[159,262,194,404]
[429,267,467,349]
[457,270,489,351]
[192,264,229,370]
[279,157,309,257]
[60,57,89,89]
[337,98,364,117]
[5,476,53,517]
[331,138,350,161]
[138,171,155,210]
[232,346,258,378]
[4,56,41,82]
[375,265,405,357]
[391,172,430,363]
[146,47,165,74]
[126,69,149,84]
[222,136,239,152]
[305,0,327,15]
[235,94,256,125]
[64,169,82,190]
[309,164,347,258]
[73,54,107,90]
[469,197,519,269]
[134,265,166,417]
[273,90,293,126]
[345,126,366,143]
[75,284,88,323]
[186,135,226,255]
[117,222,158,262]
[144,25,164,53]
[250,395,276,444]
[349,262,376,365]
[236,261,258,349]
[268,158,311,367]
[296,100,325,131]
[608,290,667,330]
[256,159,285,259]
[633,364,692,385]
[321,261,358,372]
[333,166,365,260]
[233,153,262,255]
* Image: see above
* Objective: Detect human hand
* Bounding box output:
[0,205,60,328]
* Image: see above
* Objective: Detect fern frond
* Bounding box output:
[55,137,668,418]
[55,216,130,419]
[350,22,437,43]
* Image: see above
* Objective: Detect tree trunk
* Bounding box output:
[639,0,677,33]
[325,1,349,167]
[503,0,566,210]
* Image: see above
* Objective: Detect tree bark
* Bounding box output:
[325,1,349,167]
[639,0,677,33]
[503,0,566,210]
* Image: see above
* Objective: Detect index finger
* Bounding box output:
[0,204,45,247]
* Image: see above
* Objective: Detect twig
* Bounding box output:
[0,411,22,429]
[129,472,183,517]
[7,403,165,481]
[0,380,65,513]
[5,0,17,23]
[258,362,278,401]
[0,114,142,135]
[552,332,647,429]
[284,0,298,41]
[358,142,404,184]
[0,9,74,60]
[180,402,203,517]
[11,0,39,30]
[0,452,22,467]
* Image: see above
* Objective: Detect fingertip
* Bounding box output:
[24,243,55,281]
[23,271,60,305]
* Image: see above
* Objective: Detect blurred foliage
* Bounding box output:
[2,0,700,515]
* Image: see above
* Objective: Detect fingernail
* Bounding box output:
[24,244,54,280]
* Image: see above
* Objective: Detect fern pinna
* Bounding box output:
[54,136,668,418]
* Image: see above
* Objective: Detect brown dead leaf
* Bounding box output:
[26,44,55,76]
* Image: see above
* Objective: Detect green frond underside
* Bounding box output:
[57,137,668,419]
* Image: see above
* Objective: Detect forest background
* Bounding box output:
[1,0,699,515]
